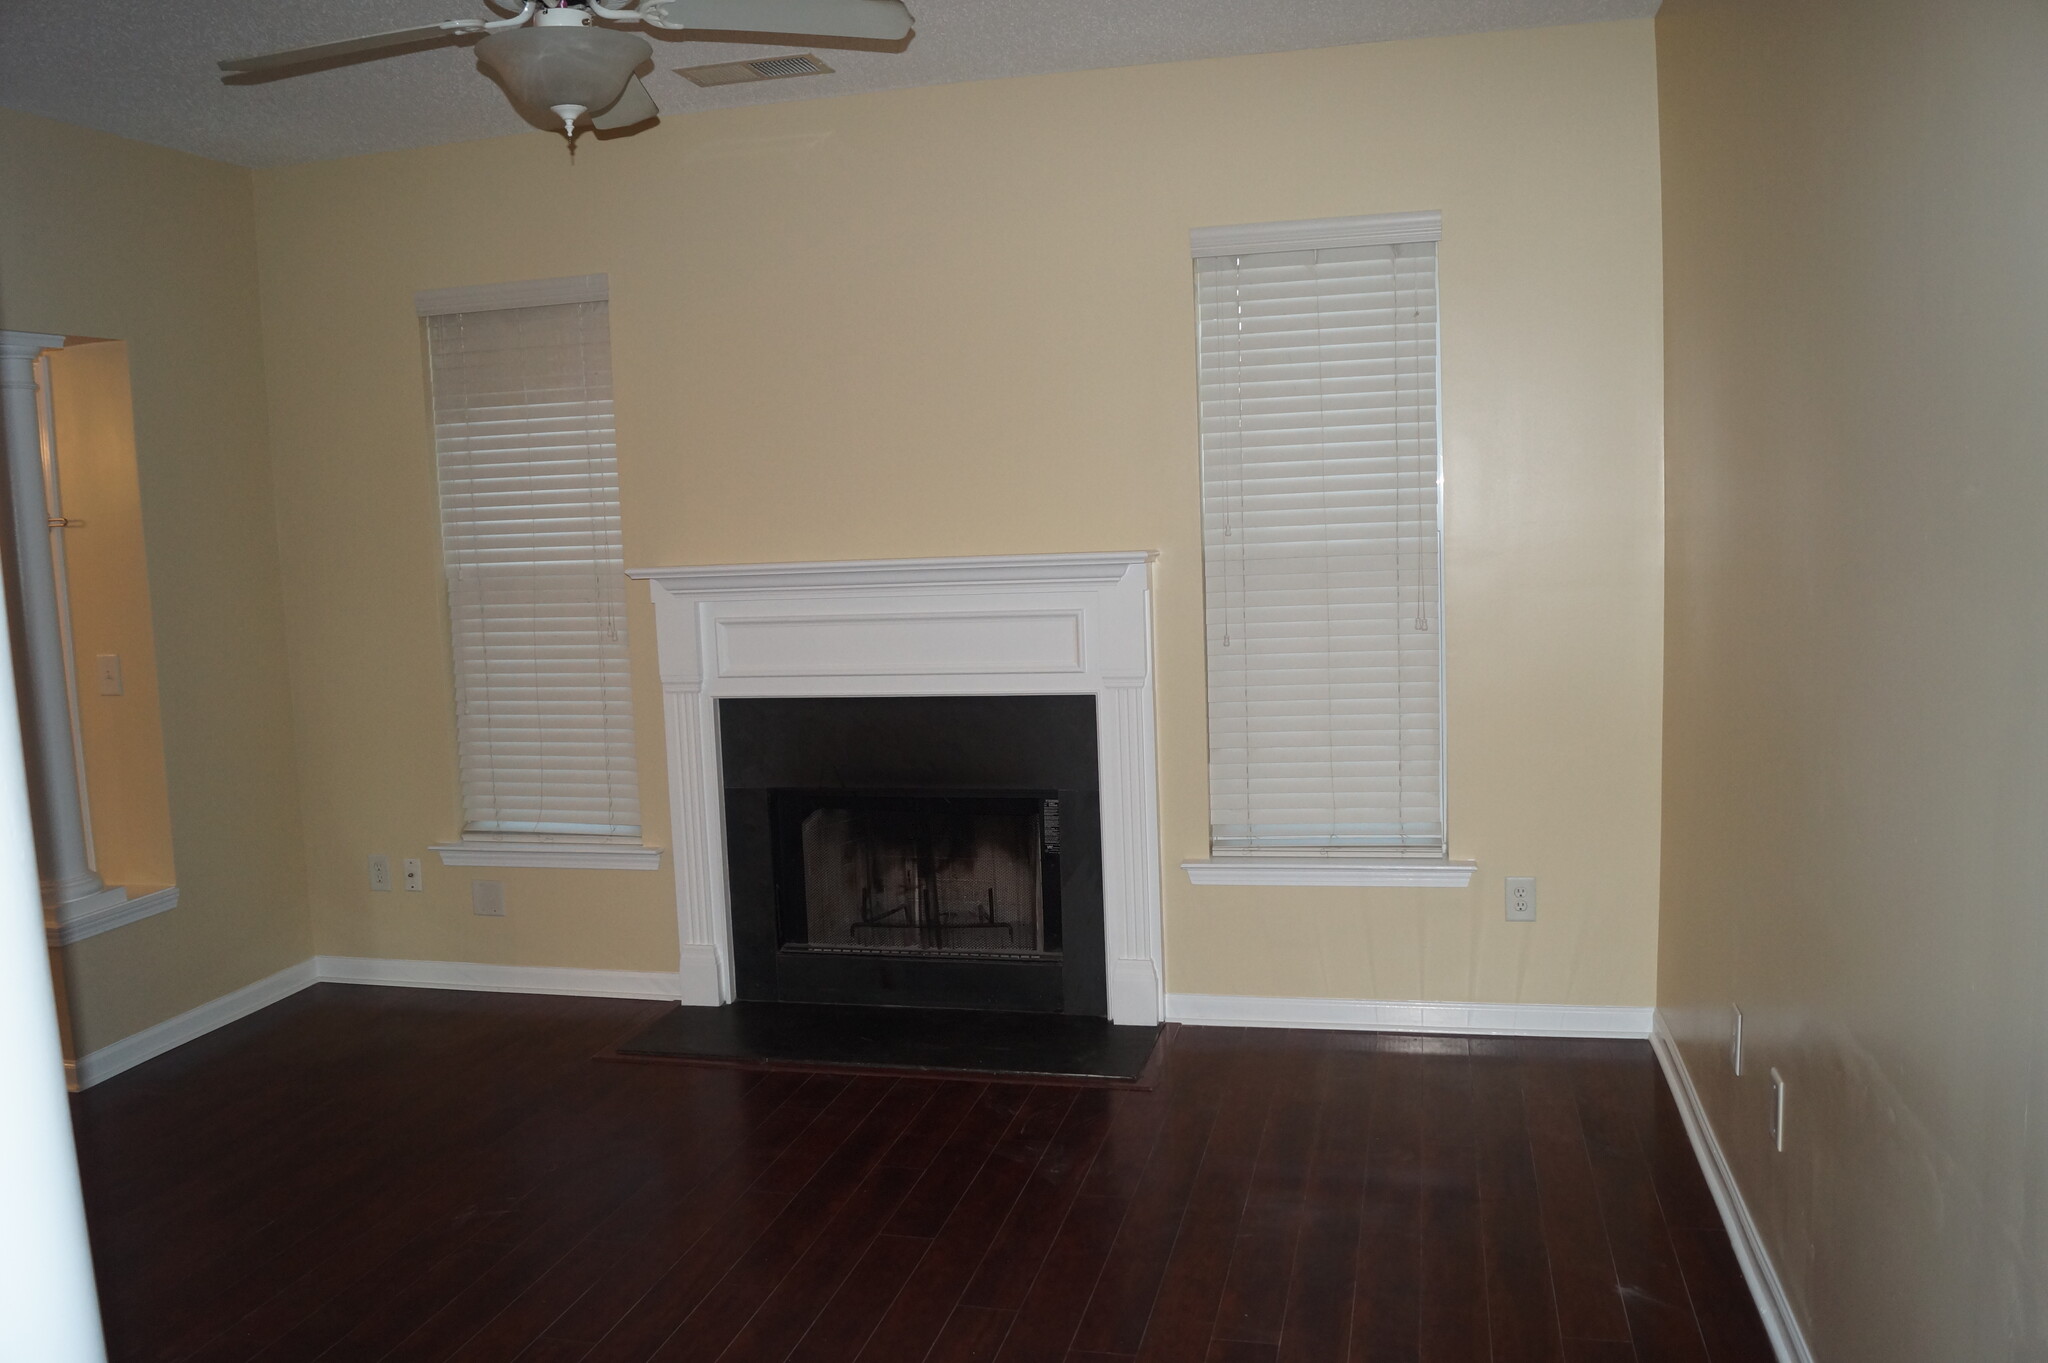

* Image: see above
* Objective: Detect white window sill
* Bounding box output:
[1182,858,1475,888]
[49,884,179,945]
[431,841,663,871]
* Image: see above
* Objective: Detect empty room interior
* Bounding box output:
[0,0,2041,1359]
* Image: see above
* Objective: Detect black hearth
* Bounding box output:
[721,695,1105,1015]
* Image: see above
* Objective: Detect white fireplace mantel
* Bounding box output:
[628,552,1166,1025]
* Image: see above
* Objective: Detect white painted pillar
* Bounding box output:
[0,333,103,905]
[0,342,110,1358]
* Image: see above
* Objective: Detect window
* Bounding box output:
[417,276,643,852]
[1193,213,1446,865]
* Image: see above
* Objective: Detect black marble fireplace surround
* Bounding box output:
[720,695,1106,1015]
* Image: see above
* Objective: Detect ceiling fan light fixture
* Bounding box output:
[475,25,653,136]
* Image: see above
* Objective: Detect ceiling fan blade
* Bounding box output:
[642,0,911,41]
[218,22,476,74]
[592,75,659,129]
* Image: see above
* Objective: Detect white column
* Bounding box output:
[0,438,109,1357]
[0,334,102,906]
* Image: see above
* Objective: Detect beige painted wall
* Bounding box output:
[1657,0,2048,1357]
[253,19,1665,1005]
[0,108,311,1054]
[45,341,178,895]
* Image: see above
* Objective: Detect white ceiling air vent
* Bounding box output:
[677,53,835,87]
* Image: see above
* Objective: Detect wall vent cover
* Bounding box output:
[678,53,834,87]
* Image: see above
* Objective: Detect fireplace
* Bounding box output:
[629,552,1163,1025]
[780,793,1060,958]
[721,695,1105,1014]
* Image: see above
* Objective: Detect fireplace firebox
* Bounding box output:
[721,696,1104,1014]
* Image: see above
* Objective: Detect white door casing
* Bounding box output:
[628,553,1165,1026]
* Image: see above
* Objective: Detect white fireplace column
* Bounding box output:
[0,333,104,910]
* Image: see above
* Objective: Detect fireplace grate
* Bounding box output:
[791,799,1054,959]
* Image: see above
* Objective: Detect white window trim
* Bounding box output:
[1192,209,1451,865]
[1181,858,1473,888]
[420,275,648,861]
[1189,210,1442,259]
[48,885,180,944]
[414,274,609,316]
[431,840,662,870]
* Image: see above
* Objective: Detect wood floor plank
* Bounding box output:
[383,1071,766,1363]
[927,1306,1017,1363]
[1133,1031,1282,1363]
[639,1079,923,1361]
[1207,1340,1280,1363]
[73,989,1775,1363]
[1272,1034,1375,1363]
[854,1087,1076,1363]
[1560,1341,1637,1363]
[537,1075,833,1347]
[990,1193,1132,1363]
[1419,1043,1490,1363]
[1471,1052,1565,1363]
[1573,1061,1712,1363]
[1212,1030,1325,1348]
[569,1076,893,1362]
[707,1160,923,1363]
[1636,1079,1724,1233]
[1348,1041,1419,1363]
[513,1337,599,1363]
[784,1233,932,1363]
[1521,1057,1632,1346]
[1668,1225,1778,1363]
[1067,1030,1240,1357]
[882,1081,990,1170]
[962,1088,1116,1311]
[159,1002,649,1363]
[884,1084,1033,1238]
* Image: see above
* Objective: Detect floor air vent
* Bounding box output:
[678,53,834,87]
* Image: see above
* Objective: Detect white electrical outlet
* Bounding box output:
[1730,1005,1744,1076]
[471,879,506,917]
[1505,876,1537,922]
[402,857,423,892]
[367,854,392,892]
[95,653,123,696]
[1769,1067,1787,1152]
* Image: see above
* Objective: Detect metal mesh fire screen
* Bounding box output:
[796,803,1053,958]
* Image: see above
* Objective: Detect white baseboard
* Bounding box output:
[1166,991,1653,1038]
[675,945,725,1007]
[1650,1011,1813,1363]
[75,955,685,1088]
[313,956,686,1000]
[75,971,1652,1091]
[75,959,318,1088]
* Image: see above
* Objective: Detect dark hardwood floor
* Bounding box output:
[70,984,1777,1363]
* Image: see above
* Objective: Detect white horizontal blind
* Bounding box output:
[425,296,641,839]
[1198,231,1444,855]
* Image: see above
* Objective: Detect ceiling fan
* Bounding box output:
[218,0,915,141]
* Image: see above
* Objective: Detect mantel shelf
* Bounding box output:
[628,551,1156,596]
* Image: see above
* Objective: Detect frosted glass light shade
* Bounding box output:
[476,27,652,122]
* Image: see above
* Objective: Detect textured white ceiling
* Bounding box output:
[0,0,1657,168]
